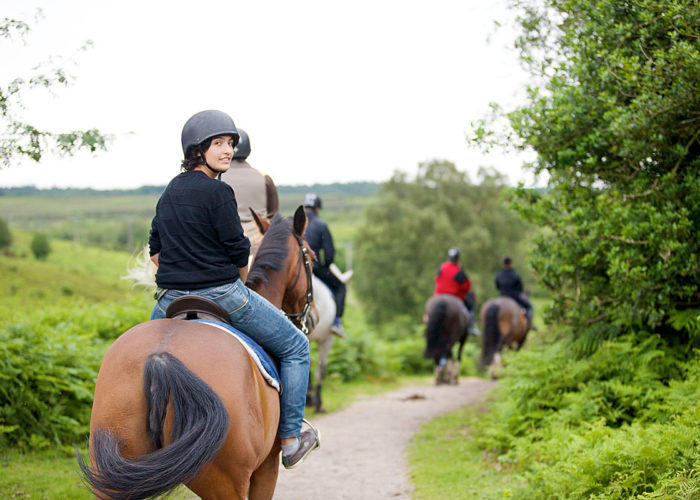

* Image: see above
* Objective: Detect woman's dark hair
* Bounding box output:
[180,137,214,171]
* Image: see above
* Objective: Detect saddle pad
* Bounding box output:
[194,320,281,393]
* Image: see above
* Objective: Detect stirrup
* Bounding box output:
[302,418,321,448]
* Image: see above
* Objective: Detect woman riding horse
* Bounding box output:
[147,110,318,468]
[78,111,319,499]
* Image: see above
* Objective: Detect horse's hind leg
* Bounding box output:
[188,467,250,500]
[314,334,334,413]
[446,358,459,385]
[249,446,281,500]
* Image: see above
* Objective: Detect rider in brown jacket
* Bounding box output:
[220,129,279,259]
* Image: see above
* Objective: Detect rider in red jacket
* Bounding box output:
[434,247,479,335]
[435,247,471,299]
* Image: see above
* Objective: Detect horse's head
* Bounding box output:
[247,206,315,333]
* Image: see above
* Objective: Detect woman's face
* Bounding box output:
[202,135,235,176]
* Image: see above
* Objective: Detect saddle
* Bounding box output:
[165,295,232,326]
[165,296,281,387]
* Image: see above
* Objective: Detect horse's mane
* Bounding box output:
[245,214,292,287]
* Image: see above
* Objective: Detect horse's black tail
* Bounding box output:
[480,303,501,370]
[423,299,449,360]
[77,351,229,500]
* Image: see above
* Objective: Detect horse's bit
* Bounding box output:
[284,233,314,334]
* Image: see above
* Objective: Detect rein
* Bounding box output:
[284,233,314,334]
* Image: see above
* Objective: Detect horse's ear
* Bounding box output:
[250,208,270,235]
[293,205,307,237]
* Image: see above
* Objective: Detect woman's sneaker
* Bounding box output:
[282,428,320,469]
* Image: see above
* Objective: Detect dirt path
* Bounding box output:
[273,378,496,500]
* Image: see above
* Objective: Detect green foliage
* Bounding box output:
[472,0,700,344]
[354,160,535,324]
[0,296,149,448]
[412,335,700,499]
[0,232,151,448]
[456,2,700,494]
[1,12,109,167]
[0,321,103,448]
[0,217,11,249]
[30,232,51,260]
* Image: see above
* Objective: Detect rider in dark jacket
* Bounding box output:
[303,193,346,338]
[495,255,533,322]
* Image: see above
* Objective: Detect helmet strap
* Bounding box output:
[198,144,225,177]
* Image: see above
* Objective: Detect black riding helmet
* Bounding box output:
[447,247,460,262]
[304,193,322,209]
[233,129,251,160]
[181,110,239,157]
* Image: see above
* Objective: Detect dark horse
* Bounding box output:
[77,206,314,500]
[479,296,531,374]
[422,294,471,385]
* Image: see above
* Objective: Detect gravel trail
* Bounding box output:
[273,378,495,500]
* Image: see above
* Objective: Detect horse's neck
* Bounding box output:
[250,275,286,309]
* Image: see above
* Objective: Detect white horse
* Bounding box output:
[305,263,352,413]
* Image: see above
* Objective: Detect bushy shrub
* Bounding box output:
[0,300,149,448]
[30,232,51,260]
[0,323,104,448]
[471,334,700,498]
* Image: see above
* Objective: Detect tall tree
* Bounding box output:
[1,12,109,168]
[472,0,700,348]
[354,160,532,324]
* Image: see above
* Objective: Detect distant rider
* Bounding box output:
[220,128,279,260]
[495,255,533,323]
[434,247,479,335]
[303,193,347,338]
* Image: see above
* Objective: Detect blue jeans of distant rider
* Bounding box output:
[150,280,310,439]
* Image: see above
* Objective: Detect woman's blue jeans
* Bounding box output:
[150,280,310,439]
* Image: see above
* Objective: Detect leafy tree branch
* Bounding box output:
[1,12,110,168]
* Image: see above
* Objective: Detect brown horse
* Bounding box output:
[479,296,531,373]
[77,206,314,500]
[422,294,471,385]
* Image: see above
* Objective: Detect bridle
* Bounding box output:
[284,233,314,334]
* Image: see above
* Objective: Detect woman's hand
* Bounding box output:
[238,265,248,284]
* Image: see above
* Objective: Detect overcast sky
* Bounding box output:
[1,0,540,190]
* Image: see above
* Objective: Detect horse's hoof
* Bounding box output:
[315,406,327,414]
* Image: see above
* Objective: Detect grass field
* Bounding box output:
[0,188,374,258]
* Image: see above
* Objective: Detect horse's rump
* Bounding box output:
[82,319,280,498]
[480,296,530,370]
[423,294,469,359]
